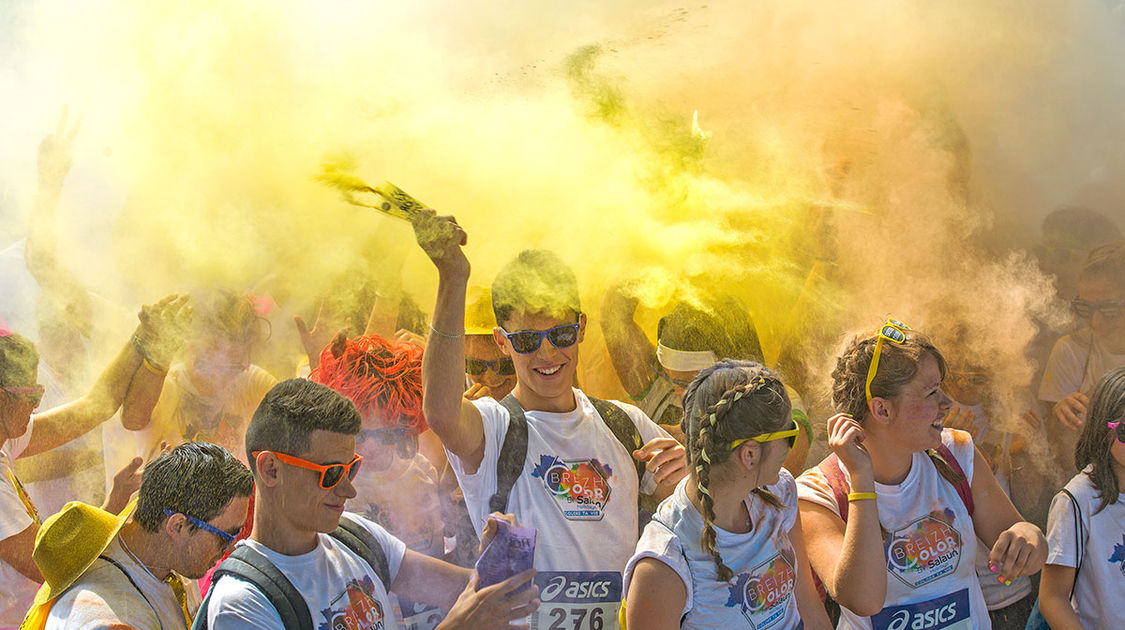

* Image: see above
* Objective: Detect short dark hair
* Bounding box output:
[0,332,38,388]
[134,441,253,533]
[244,378,362,474]
[491,249,581,327]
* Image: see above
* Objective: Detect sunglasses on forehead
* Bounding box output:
[498,323,580,354]
[1072,298,1125,320]
[1,385,45,407]
[465,357,516,376]
[253,450,363,490]
[1108,421,1125,444]
[866,319,910,404]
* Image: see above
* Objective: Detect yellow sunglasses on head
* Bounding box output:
[865,318,910,404]
[730,421,799,450]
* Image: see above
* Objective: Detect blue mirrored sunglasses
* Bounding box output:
[498,323,580,354]
[163,509,238,549]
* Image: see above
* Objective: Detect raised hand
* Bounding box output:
[135,294,192,369]
[38,106,83,189]
[102,441,170,514]
[827,413,873,482]
[412,208,469,277]
[294,303,350,370]
[633,437,688,486]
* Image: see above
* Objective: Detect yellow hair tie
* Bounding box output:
[701,450,711,464]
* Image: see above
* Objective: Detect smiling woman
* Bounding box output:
[796,323,1047,629]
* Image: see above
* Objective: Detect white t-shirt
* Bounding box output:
[1044,468,1125,629]
[946,403,1033,611]
[45,536,200,630]
[796,429,989,630]
[1039,332,1125,403]
[205,514,406,630]
[351,454,446,630]
[1,419,39,630]
[447,388,670,630]
[623,471,802,630]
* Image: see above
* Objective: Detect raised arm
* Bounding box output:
[120,295,191,431]
[26,108,93,340]
[799,414,886,617]
[413,209,487,470]
[599,282,658,399]
[22,332,141,458]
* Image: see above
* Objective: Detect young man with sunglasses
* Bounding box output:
[202,378,538,629]
[29,441,252,629]
[412,210,688,629]
[1041,241,1125,472]
[463,286,518,402]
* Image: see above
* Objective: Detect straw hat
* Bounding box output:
[465,286,497,336]
[31,499,135,605]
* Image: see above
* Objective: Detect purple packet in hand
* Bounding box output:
[475,518,537,588]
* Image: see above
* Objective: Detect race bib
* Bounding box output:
[870,589,972,630]
[724,552,797,629]
[531,456,613,521]
[532,571,621,630]
[885,512,963,588]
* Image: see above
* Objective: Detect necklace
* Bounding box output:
[116,535,170,630]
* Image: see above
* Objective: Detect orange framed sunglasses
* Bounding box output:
[252,450,363,489]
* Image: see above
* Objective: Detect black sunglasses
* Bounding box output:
[498,323,580,354]
[465,357,516,376]
[1072,298,1125,320]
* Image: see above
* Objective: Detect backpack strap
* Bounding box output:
[817,453,852,522]
[489,394,530,514]
[1060,488,1083,600]
[589,397,646,485]
[331,514,391,588]
[193,545,312,630]
[932,444,974,516]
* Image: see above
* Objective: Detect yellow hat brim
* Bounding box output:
[32,499,136,606]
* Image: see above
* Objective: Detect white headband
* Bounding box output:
[656,343,717,372]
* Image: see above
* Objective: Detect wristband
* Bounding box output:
[847,492,877,502]
[143,357,168,377]
[429,324,464,339]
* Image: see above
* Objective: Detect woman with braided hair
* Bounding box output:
[796,322,1047,629]
[621,360,832,629]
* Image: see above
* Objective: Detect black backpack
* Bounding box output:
[191,514,390,630]
[488,393,658,524]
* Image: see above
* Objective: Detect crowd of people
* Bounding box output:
[1,119,1124,630]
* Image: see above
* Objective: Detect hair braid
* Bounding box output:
[688,368,789,582]
[696,404,734,582]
